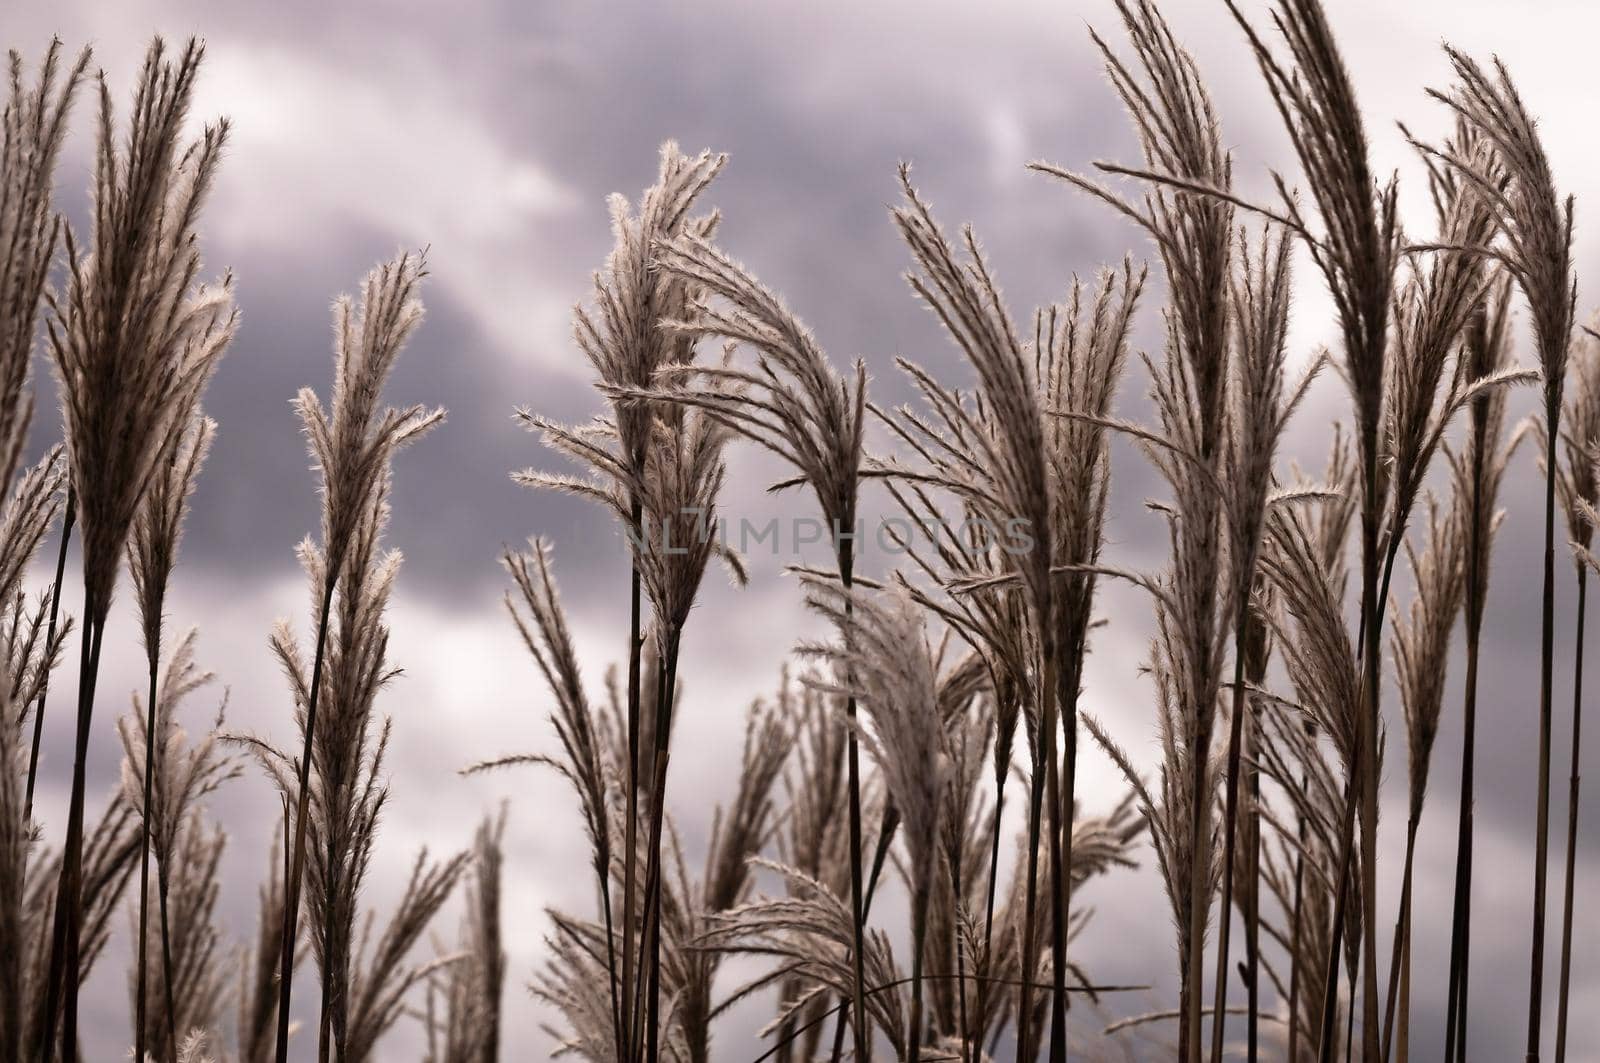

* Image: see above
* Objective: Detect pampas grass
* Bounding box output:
[41,37,235,1060]
[1427,47,1577,1061]
[7,7,1600,1062]
[126,408,214,1061]
[260,250,442,1062]
[1549,321,1600,1063]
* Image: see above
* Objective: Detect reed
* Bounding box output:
[42,37,235,1060]
[1428,48,1577,1063]
[253,251,443,1062]
[1549,321,1600,1063]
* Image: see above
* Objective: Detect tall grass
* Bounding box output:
[4,4,1599,1062]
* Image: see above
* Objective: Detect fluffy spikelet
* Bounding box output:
[0,41,87,488]
[293,252,442,583]
[1392,494,1468,818]
[115,632,236,872]
[802,583,946,943]
[339,848,469,1063]
[800,579,948,1054]
[672,701,788,1063]
[641,228,865,537]
[235,825,288,1063]
[20,792,141,1054]
[571,142,725,473]
[1430,49,1575,408]
[128,410,214,656]
[423,811,505,1063]
[478,542,610,882]
[128,819,227,1058]
[250,252,445,1060]
[0,448,66,609]
[1556,318,1600,556]
[46,37,235,615]
[700,861,909,1058]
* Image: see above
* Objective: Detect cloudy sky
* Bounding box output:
[9,0,1600,1058]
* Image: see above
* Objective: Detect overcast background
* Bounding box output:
[6,0,1600,1058]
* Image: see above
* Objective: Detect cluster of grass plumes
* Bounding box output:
[0,33,481,1063]
[10,0,1600,1059]
[506,2,1598,1060]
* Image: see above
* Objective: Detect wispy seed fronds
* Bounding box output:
[116,630,237,870]
[800,580,948,932]
[1429,47,1576,407]
[294,251,442,582]
[128,410,214,657]
[0,40,89,487]
[643,230,866,537]
[46,36,236,613]
[1391,492,1468,817]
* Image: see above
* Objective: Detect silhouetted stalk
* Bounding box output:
[134,624,176,1063]
[840,539,869,1063]
[1317,775,1358,1063]
[820,536,870,1063]
[642,626,683,1063]
[620,496,643,1063]
[40,593,105,1063]
[1018,649,1059,1063]
[1210,605,1252,1063]
[1528,392,1560,1063]
[274,574,338,1063]
[1246,691,1262,1063]
[155,854,177,1063]
[1051,652,1079,1063]
[1381,815,1420,1061]
[23,488,73,821]
[976,775,1008,1062]
[1287,751,1311,1063]
[1553,565,1587,1063]
[1444,378,1490,1063]
[953,846,971,1063]
[828,802,899,1061]
[909,897,928,1063]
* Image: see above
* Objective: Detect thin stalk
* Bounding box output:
[1051,651,1080,1063]
[909,901,927,1063]
[953,848,971,1063]
[976,779,1007,1063]
[1186,723,1209,1063]
[1287,750,1311,1063]
[642,627,683,1063]
[1359,504,1382,1063]
[1528,397,1560,1063]
[23,488,74,821]
[840,537,870,1063]
[274,574,339,1063]
[1016,735,1046,1063]
[1443,395,1489,1063]
[1397,908,1410,1063]
[1245,691,1262,1063]
[40,595,105,1063]
[155,856,177,1063]
[828,803,900,1062]
[1319,445,1390,1063]
[1210,607,1253,1063]
[1317,774,1358,1063]
[621,496,644,1063]
[1553,565,1587,1063]
[1380,815,1420,1061]
[134,629,164,1063]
